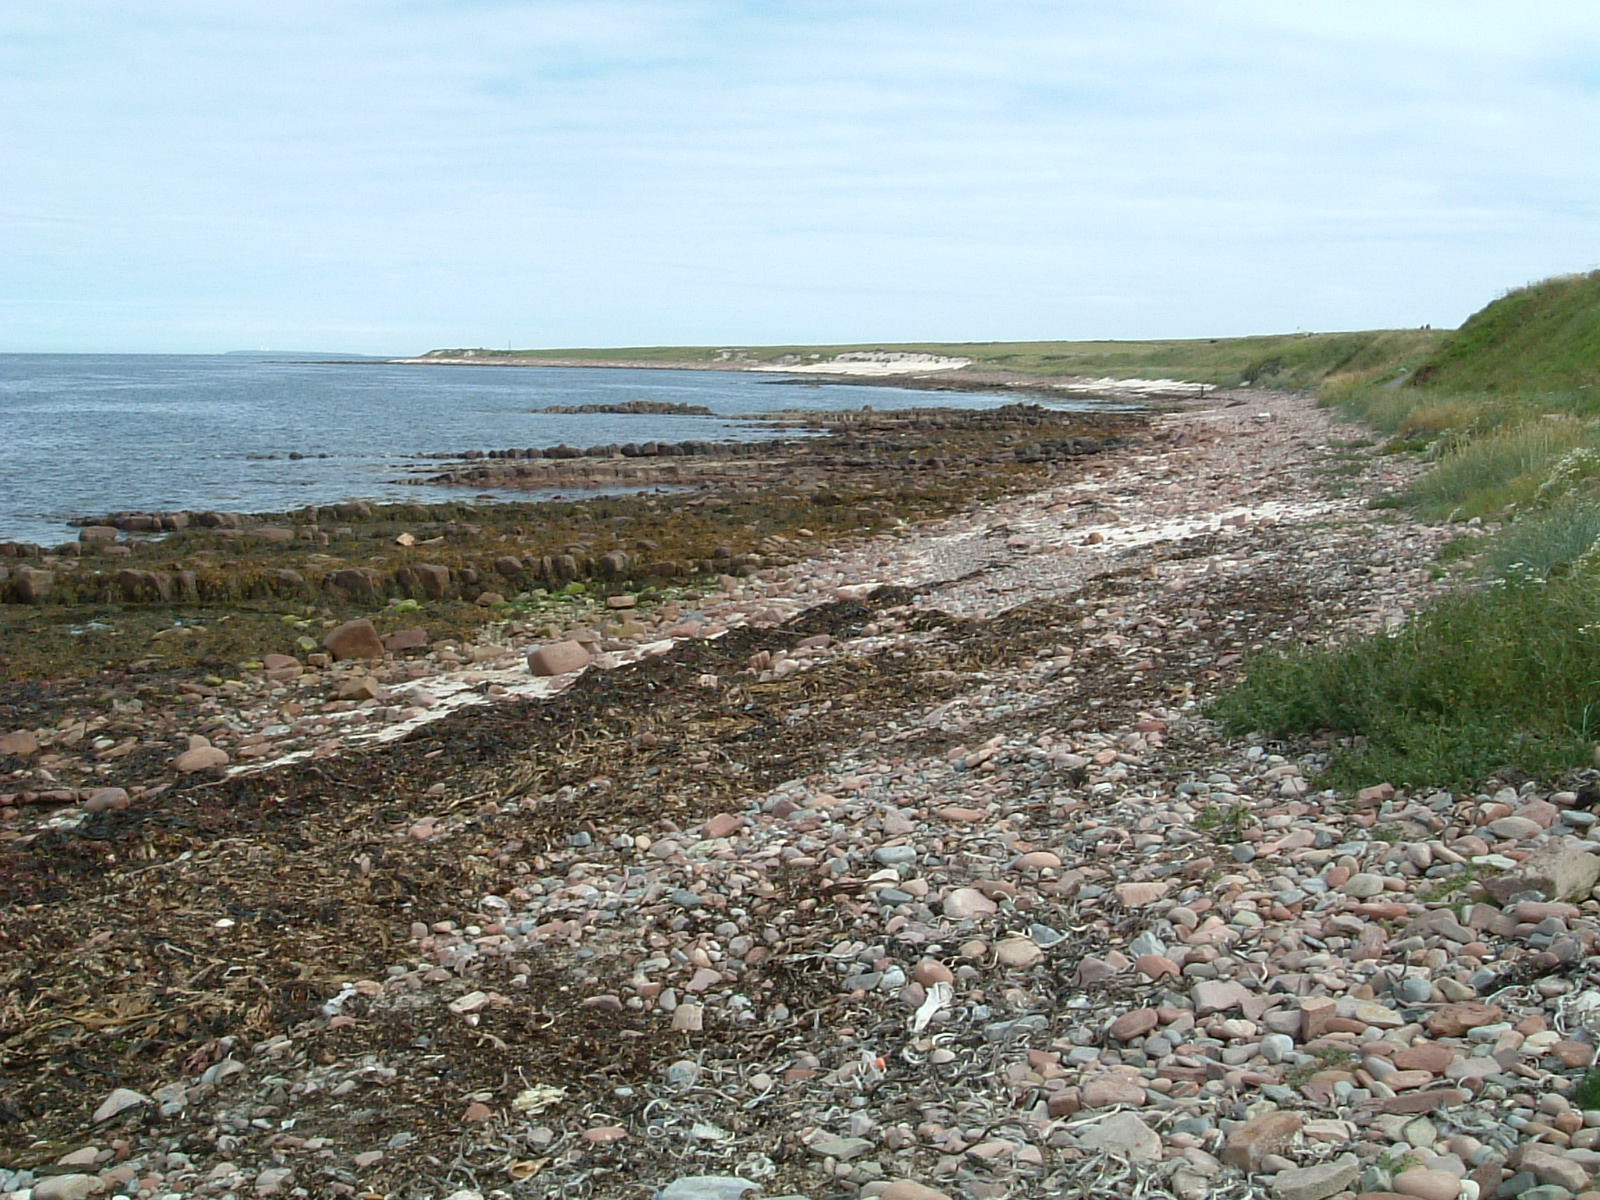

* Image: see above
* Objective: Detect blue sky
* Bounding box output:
[5,1,1599,353]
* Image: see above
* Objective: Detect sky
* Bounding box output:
[4,1,1600,354]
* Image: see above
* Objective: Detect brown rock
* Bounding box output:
[1081,1070,1146,1107]
[1393,1042,1456,1074]
[995,936,1043,968]
[327,567,380,599]
[1135,953,1181,980]
[942,887,998,920]
[1426,1002,1504,1038]
[1109,1009,1159,1041]
[527,641,592,676]
[1553,1040,1596,1068]
[701,813,741,840]
[174,745,229,773]
[382,627,429,653]
[261,653,301,673]
[0,730,40,757]
[82,788,131,814]
[412,563,453,599]
[1392,1167,1465,1200]
[336,676,383,702]
[1222,1110,1303,1171]
[1114,881,1170,907]
[322,619,384,661]
[1373,1088,1468,1114]
[13,567,54,603]
[78,525,119,544]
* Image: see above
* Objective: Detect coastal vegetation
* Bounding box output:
[1214,270,1600,788]
[425,327,1445,391]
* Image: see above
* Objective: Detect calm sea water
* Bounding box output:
[0,354,1099,545]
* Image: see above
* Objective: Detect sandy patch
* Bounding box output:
[756,351,972,376]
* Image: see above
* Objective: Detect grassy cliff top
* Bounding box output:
[1414,270,1600,394]
[420,328,1448,391]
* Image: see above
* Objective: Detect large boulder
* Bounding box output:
[322,618,384,661]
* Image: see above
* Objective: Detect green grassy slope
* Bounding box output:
[1412,270,1600,393]
[1219,269,1600,789]
[422,329,1447,390]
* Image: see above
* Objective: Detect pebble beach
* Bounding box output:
[7,386,1600,1200]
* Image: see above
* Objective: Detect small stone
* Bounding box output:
[1114,881,1170,906]
[1076,1111,1162,1163]
[1110,1009,1159,1041]
[671,1004,704,1032]
[1393,1166,1464,1200]
[448,991,490,1015]
[1223,1110,1304,1171]
[942,887,998,920]
[1340,872,1387,898]
[1261,1033,1295,1064]
[657,1179,761,1200]
[877,1184,956,1200]
[1193,979,1255,1015]
[1520,1145,1591,1192]
[82,787,130,814]
[174,745,229,773]
[807,1133,873,1160]
[31,1176,102,1200]
[1427,1002,1504,1038]
[528,641,592,676]
[92,1087,150,1123]
[582,1125,628,1144]
[995,936,1043,968]
[1271,1153,1360,1200]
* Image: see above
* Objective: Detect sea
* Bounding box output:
[0,353,1111,546]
